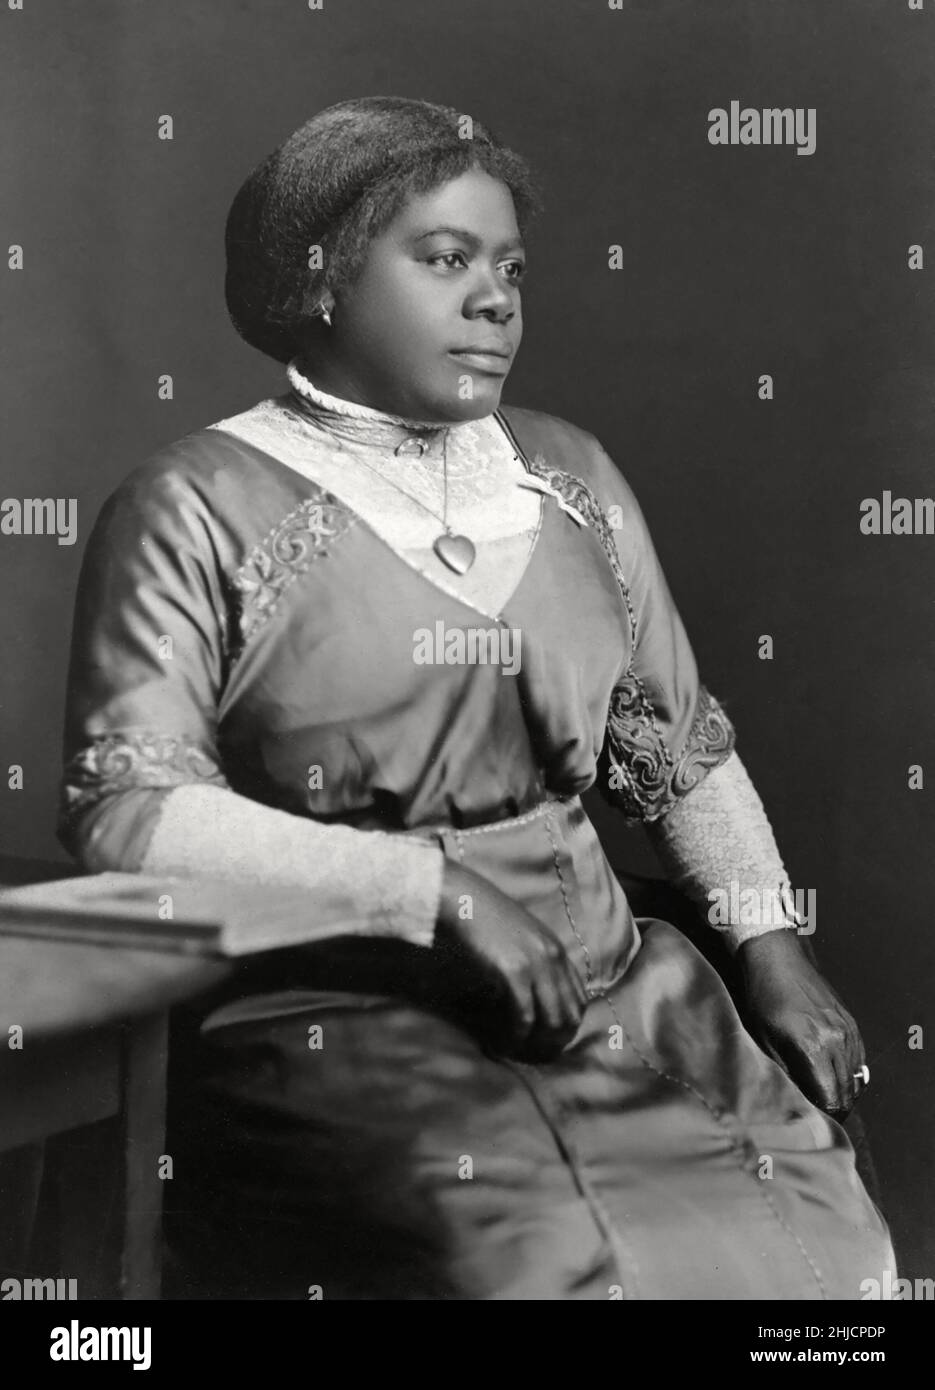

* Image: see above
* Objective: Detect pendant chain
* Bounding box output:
[287,394,453,530]
[331,430,454,535]
[286,390,477,573]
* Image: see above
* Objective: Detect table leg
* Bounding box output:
[52,1013,168,1300]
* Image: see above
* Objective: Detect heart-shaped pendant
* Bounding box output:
[434,532,476,575]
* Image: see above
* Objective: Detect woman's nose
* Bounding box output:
[464,267,516,321]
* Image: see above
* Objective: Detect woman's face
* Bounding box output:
[305,168,525,422]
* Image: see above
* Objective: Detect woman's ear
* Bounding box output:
[297,283,335,332]
[314,290,335,326]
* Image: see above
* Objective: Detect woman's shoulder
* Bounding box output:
[500,401,603,457]
[113,411,298,501]
[499,402,643,517]
[95,403,315,545]
[76,405,328,583]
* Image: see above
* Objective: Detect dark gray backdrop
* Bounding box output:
[2,0,932,1279]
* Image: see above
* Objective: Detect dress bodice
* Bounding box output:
[59,401,735,842]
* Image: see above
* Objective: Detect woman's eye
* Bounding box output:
[426,252,525,281]
[429,251,468,270]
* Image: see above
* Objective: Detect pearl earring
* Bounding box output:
[318,302,333,328]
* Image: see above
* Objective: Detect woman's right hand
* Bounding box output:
[433,860,589,1062]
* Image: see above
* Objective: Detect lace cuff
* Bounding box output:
[644,749,807,953]
[59,736,445,949]
[142,784,444,948]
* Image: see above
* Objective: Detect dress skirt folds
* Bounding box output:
[164,795,892,1301]
[58,399,896,1299]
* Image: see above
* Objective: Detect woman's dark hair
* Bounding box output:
[224,96,542,363]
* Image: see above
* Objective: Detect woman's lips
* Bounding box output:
[448,349,512,375]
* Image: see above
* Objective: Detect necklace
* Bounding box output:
[284,372,477,573]
[343,430,477,575]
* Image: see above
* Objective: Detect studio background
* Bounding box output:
[2,0,932,1281]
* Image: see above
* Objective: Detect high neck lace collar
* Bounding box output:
[285,358,486,452]
[286,359,439,428]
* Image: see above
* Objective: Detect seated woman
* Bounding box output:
[58,96,895,1300]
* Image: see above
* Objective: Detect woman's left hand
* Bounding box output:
[737,928,868,1119]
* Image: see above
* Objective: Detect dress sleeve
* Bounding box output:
[565,440,805,950]
[59,466,231,868]
[584,443,737,825]
[58,465,444,946]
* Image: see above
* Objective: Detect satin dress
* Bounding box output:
[58,400,895,1300]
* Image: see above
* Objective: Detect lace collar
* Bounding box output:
[285,358,484,455]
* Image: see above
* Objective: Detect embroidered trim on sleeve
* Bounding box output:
[605,683,736,823]
[671,686,737,799]
[230,490,357,652]
[60,732,229,821]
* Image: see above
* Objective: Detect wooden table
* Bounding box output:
[0,857,230,1300]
